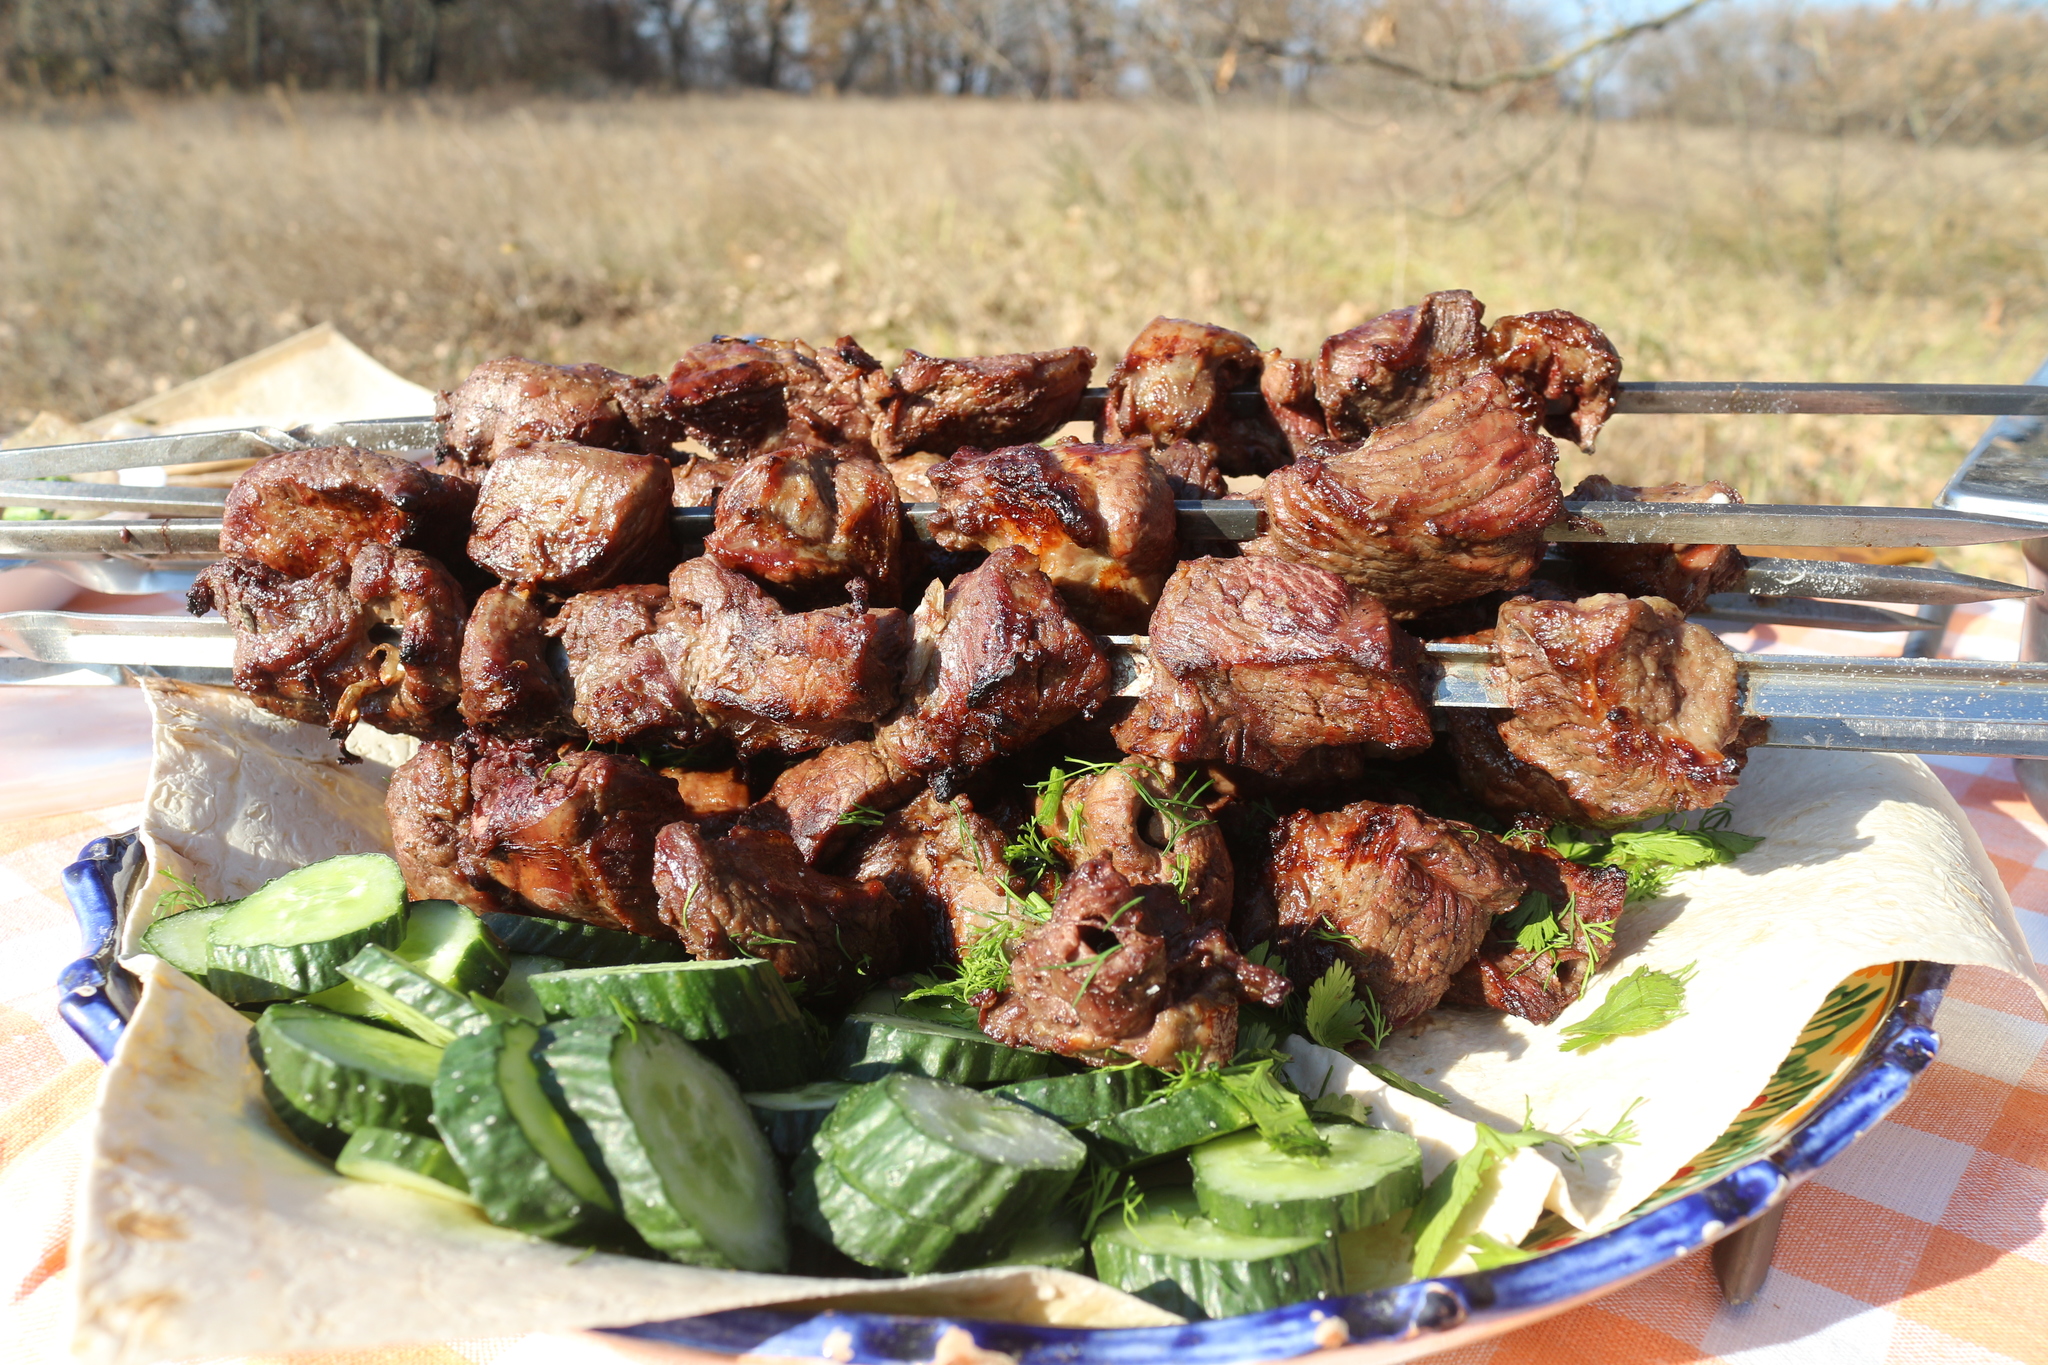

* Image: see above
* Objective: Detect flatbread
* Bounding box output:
[66,685,2048,1360]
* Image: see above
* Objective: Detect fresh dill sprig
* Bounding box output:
[1558,964,1697,1053]
[1310,917,1357,946]
[836,804,888,828]
[1070,1162,1144,1238]
[1575,1096,1648,1150]
[156,871,210,915]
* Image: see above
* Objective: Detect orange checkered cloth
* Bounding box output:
[3,606,2045,1365]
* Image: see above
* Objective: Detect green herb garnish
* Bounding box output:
[1558,964,1697,1053]
[1216,1059,1331,1159]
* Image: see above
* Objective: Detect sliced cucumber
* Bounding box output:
[480,912,688,966]
[827,1013,1059,1086]
[254,1003,441,1142]
[138,903,234,979]
[971,1204,1088,1273]
[817,1074,1086,1234]
[1084,1081,1253,1167]
[432,1020,630,1245]
[336,1126,476,1205]
[529,959,816,1089]
[397,900,509,996]
[1191,1122,1425,1238]
[339,944,498,1047]
[497,954,569,1023]
[989,1066,1166,1127]
[539,1017,787,1271]
[207,854,408,1003]
[746,1081,853,1159]
[789,1147,968,1275]
[1091,1188,1343,1320]
[1338,1210,1417,1293]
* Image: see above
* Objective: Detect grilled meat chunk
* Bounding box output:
[670,453,736,508]
[458,587,577,738]
[438,357,676,466]
[1114,557,1434,777]
[1259,351,1330,455]
[190,545,465,741]
[468,442,675,594]
[1563,476,1748,612]
[386,735,480,908]
[1251,373,1564,616]
[1315,290,1493,441]
[705,449,903,607]
[1443,839,1627,1025]
[1238,800,1527,1024]
[1102,317,1291,476]
[1041,759,1233,925]
[855,790,1025,961]
[660,336,887,460]
[670,556,911,758]
[653,821,911,1004]
[883,453,944,503]
[875,346,1095,458]
[1484,310,1623,451]
[547,583,703,748]
[462,738,688,939]
[874,546,1113,798]
[1151,439,1226,500]
[745,739,924,865]
[979,860,1289,1069]
[1451,593,1767,827]
[927,442,1177,632]
[221,448,477,579]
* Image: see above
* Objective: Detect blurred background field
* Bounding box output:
[3,0,2045,541]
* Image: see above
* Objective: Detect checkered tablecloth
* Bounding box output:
[4,605,2045,1365]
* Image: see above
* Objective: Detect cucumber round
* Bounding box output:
[480,912,688,966]
[989,1066,1166,1127]
[1091,1188,1343,1320]
[745,1081,853,1159]
[497,954,569,1024]
[207,854,407,1003]
[818,1074,1086,1234]
[336,1126,476,1205]
[397,900,509,996]
[339,944,499,1047]
[827,1013,1059,1086]
[432,1020,631,1245]
[1191,1122,1425,1238]
[539,1016,787,1272]
[254,1002,440,1141]
[971,1204,1088,1273]
[529,959,815,1089]
[1084,1082,1253,1166]
[138,903,235,979]
[789,1147,967,1275]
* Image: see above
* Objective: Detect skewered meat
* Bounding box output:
[874,346,1095,458]
[1237,799,1527,1024]
[1314,290,1493,441]
[705,449,903,607]
[221,448,477,579]
[1259,353,1329,457]
[979,859,1289,1069]
[745,739,925,865]
[1484,311,1623,450]
[874,546,1113,799]
[1563,476,1749,612]
[547,583,702,747]
[854,790,1026,960]
[670,453,736,508]
[1114,556,1434,777]
[1250,373,1564,616]
[458,587,577,738]
[883,454,944,503]
[927,442,1177,632]
[670,557,911,758]
[653,821,912,1004]
[660,336,886,460]
[437,357,680,466]
[386,734,479,908]
[665,766,752,825]
[1448,593,1768,827]
[462,738,688,940]
[467,442,675,594]
[1443,839,1626,1025]
[1040,760,1233,925]
[189,545,466,742]
[1102,317,1291,476]
[1151,439,1226,500]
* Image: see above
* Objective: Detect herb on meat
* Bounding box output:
[1547,806,1763,903]
[835,804,887,828]
[1306,961,1387,1051]
[1559,964,1697,1053]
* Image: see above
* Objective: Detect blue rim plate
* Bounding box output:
[58,831,1949,1363]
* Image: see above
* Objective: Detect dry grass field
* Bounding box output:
[3,92,2045,527]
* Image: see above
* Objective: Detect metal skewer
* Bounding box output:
[10,613,2048,759]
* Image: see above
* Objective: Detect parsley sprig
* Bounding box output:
[1559,963,1697,1053]
[1545,806,1763,903]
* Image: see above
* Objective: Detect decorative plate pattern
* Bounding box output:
[57,833,1948,1364]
